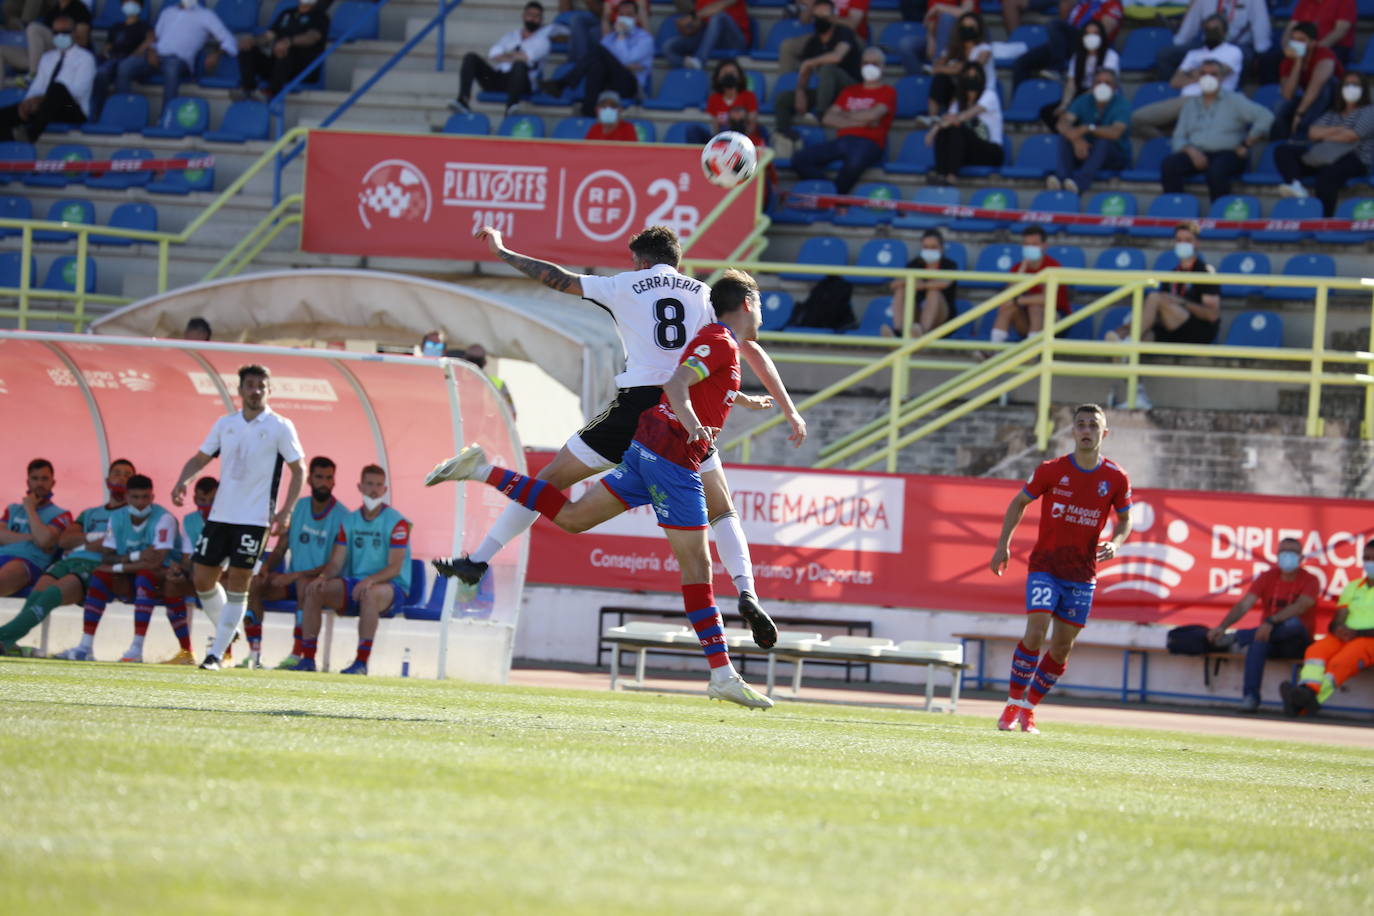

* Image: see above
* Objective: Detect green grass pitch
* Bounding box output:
[2,660,1372,914]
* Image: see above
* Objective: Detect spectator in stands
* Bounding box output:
[1049,67,1128,194]
[1270,22,1342,142]
[921,11,993,126]
[926,60,1003,187]
[541,0,651,116]
[1276,72,1374,216]
[885,228,958,338]
[1207,537,1319,713]
[1105,221,1219,345]
[90,0,150,118]
[780,0,869,76]
[774,0,861,142]
[234,0,326,103]
[0,15,93,141]
[450,1,549,116]
[584,89,637,140]
[418,329,447,357]
[664,0,752,71]
[1157,0,1269,80]
[921,0,975,64]
[1040,19,1118,132]
[705,58,758,140]
[552,0,604,63]
[0,0,91,83]
[1011,0,1122,88]
[1260,0,1355,81]
[0,459,72,598]
[1283,539,1374,717]
[1161,59,1272,202]
[297,464,413,676]
[183,316,212,340]
[990,225,1071,344]
[114,0,235,119]
[460,343,516,417]
[790,46,894,194]
[1133,15,1242,140]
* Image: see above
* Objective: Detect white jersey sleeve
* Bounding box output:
[199,414,226,457]
[277,416,304,464]
[579,264,713,388]
[152,513,178,550]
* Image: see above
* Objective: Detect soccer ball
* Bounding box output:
[701,131,758,189]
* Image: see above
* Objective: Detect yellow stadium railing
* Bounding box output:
[676,260,1374,469]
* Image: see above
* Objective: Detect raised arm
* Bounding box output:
[476,226,584,295]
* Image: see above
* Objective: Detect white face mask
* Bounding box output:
[122,1,141,16]
[861,63,882,83]
[919,248,942,264]
[52,32,73,49]
[1197,74,1220,94]
[1343,84,1363,104]
[361,494,385,512]
[597,106,619,125]
[1174,241,1195,260]
[180,0,197,8]
[615,15,634,32]
[1022,245,1042,263]
[1082,33,1102,51]
[1289,40,1307,57]
[1277,551,1301,573]
[1092,83,1113,103]
[128,505,152,521]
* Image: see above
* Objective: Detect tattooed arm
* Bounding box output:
[475,226,584,296]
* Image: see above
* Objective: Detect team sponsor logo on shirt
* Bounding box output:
[1052,502,1102,527]
[694,344,711,358]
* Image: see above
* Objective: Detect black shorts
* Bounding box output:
[193,521,269,570]
[576,385,663,465]
[1155,316,1218,345]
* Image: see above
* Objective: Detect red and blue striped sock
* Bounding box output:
[301,637,318,661]
[1027,653,1066,706]
[1007,640,1040,701]
[683,583,730,669]
[82,572,114,635]
[484,467,568,520]
[165,596,192,651]
[356,639,373,664]
[291,614,303,656]
[132,573,156,637]
[244,609,262,652]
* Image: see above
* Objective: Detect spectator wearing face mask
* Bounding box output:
[1157,0,1269,80]
[991,225,1071,344]
[779,0,870,76]
[115,0,236,119]
[924,61,1003,187]
[774,0,861,141]
[90,0,151,119]
[1048,67,1128,194]
[1133,15,1242,140]
[584,90,637,140]
[1011,0,1122,88]
[922,12,993,125]
[664,0,752,71]
[1207,537,1319,713]
[542,0,652,116]
[1282,540,1374,718]
[1161,58,1272,202]
[0,0,91,82]
[0,14,93,142]
[450,1,549,116]
[885,228,959,338]
[706,58,759,142]
[1041,21,1119,132]
[1274,73,1374,216]
[790,47,894,194]
[418,329,448,358]
[1104,221,1218,346]
[234,0,328,103]
[1271,21,1342,142]
[1259,0,1354,83]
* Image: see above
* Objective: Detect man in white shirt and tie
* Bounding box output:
[114,0,236,120]
[0,14,93,142]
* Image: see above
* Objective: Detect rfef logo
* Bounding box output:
[357,159,433,229]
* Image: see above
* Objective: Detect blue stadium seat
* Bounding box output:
[1325,197,1374,243]
[892,185,958,230]
[1130,81,1179,112]
[642,69,707,110]
[894,74,931,118]
[883,131,933,175]
[1206,194,1260,241]
[1153,249,1179,272]
[848,238,909,286]
[213,0,258,32]
[1217,251,1271,297]
[21,143,92,188]
[1224,310,1283,348]
[1242,143,1282,185]
[780,235,848,282]
[1026,189,1079,235]
[760,291,793,331]
[1252,196,1320,243]
[771,123,829,170]
[0,87,23,111]
[82,93,149,135]
[878,21,926,65]
[959,134,1012,178]
[834,182,902,227]
[951,187,1017,232]
[402,573,449,622]
[744,69,766,100]
[1084,247,1146,291]
[0,194,32,236]
[1250,83,1283,112]
[1354,38,1374,76]
[553,116,597,139]
[147,156,214,194]
[760,70,816,115]
[42,255,97,293]
[998,25,1048,64]
[0,252,36,289]
[751,17,810,62]
[1121,136,1171,183]
[662,121,709,145]
[949,298,978,340]
[1120,28,1172,71]
[197,48,242,89]
[1001,134,1058,179]
[1005,79,1060,123]
[329,1,380,41]
[628,118,656,142]
[1070,190,1138,237]
[1060,304,1096,340]
[32,198,94,243]
[91,202,158,246]
[497,114,545,138]
[1128,192,1199,239]
[529,61,586,105]
[204,100,269,142]
[1098,305,1132,340]
[0,140,36,185]
[1047,244,1086,269]
[967,243,1022,288]
[1264,253,1335,300]
[943,240,968,271]
[86,147,155,189]
[772,178,835,225]
[143,97,209,138]
[847,297,894,336]
[442,111,491,135]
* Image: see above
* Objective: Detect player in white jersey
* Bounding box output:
[169,364,306,670]
[427,225,807,650]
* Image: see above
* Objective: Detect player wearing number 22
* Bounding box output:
[426,271,776,709]
[989,404,1133,734]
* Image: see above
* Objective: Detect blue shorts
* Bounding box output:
[2,557,43,589]
[602,441,708,530]
[339,576,403,617]
[1026,571,1096,628]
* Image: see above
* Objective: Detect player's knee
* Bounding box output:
[708,508,737,528]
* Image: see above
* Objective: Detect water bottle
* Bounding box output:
[401,647,411,678]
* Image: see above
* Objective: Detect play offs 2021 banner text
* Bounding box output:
[301,130,758,264]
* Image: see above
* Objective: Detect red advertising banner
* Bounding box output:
[524,451,1368,626]
[300,130,758,264]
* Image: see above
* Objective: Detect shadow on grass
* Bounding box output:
[7,697,452,725]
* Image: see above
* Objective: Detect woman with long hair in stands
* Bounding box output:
[1274,71,1374,217]
[926,61,1004,186]
[923,12,994,126]
[1040,20,1119,132]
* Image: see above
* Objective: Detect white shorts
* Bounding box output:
[699,450,722,473]
[565,434,617,473]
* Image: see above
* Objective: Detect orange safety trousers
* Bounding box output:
[1303,636,1374,687]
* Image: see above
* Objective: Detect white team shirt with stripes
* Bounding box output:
[198,407,305,527]
[579,264,713,387]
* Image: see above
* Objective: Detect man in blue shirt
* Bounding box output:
[1049,68,1131,195]
[540,0,653,116]
[0,458,73,599]
[295,465,412,675]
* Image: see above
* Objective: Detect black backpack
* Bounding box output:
[1166,624,1212,655]
[790,275,856,331]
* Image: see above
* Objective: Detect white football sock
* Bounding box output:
[990,328,1009,344]
[709,661,739,683]
[210,590,247,658]
[710,512,755,596]
[469,503,540,564]
[475,462,494,480]
[78,632,94,652]
[198,584,226,628]
[128,635,144,654]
